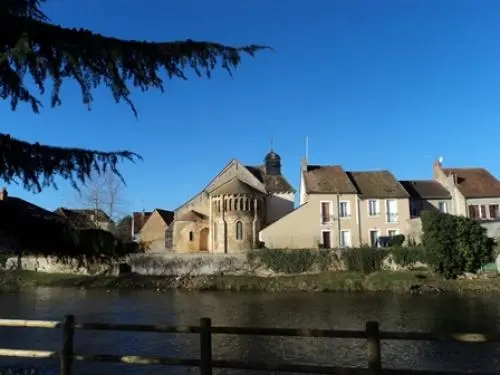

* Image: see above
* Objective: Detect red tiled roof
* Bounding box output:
[346,171,409,198]
[442,168,500,198]
[303,165,357,194]
[132,211,152,234]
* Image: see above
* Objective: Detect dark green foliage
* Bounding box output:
[341,247,389,274]
[0,198,137,263]
[390,246,427,268]
[422,210,494,279]
[1,0,267,192]
[77,229,122,259]
[388,234,405,247]
[0,199,80,255]
[247,249,336,274]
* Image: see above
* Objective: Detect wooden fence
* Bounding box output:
[0,316,497,375]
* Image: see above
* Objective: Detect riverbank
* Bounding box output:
[1,270,500,293]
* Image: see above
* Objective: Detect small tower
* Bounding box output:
[264,150,281,175]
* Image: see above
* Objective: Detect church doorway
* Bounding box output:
[199,228,209,251]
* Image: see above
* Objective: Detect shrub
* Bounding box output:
[422,210,494,279]
[76,228,125,261]
[390,245,427,268]
[247,249,336,274]
[342,247,389,273]
[388,234,405,247]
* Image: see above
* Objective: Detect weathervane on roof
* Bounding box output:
[270,136,274,151]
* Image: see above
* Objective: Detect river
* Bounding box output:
[0,288,499,374]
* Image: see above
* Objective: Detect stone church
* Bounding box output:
[166,150,295,253]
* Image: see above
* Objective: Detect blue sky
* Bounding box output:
[3,0,500,214]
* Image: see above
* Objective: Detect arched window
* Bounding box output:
[189,231,194,242]
[235,221,243,241]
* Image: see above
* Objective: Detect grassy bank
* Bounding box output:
[1,270,500,294]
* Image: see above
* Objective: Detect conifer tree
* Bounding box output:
[0,0,267,191]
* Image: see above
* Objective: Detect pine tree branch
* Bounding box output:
[0,0,267,193]
[1,11,270,115]
[0,133,141,192]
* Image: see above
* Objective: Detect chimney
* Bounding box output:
[0,187,7,201]
[450,173,457,185]
[433,159,443,180]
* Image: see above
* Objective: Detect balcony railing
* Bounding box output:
[386,213,399,223]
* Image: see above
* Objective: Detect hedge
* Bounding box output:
[422,210,494,278]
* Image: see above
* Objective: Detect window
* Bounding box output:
[340,230,351,248]
[489,205,499,219]
[388,230,399,237]
[339,201,351,218]
[189,231,194,241]
[438,201,447,213]
[368,200,380,216]
[386,200,398,223]
[235,221,243,240]
[469,205,478,219]
[321,201,331,223]
[469,205,487,219]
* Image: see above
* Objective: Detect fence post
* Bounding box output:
[61,314,75,375]
[200,317,213,375]
[366,321,382,375]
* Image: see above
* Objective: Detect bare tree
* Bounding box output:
[75,170,129,226]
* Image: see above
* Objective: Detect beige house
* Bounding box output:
[433,160,500,220]
[165,150,295,253]
[139,209,174,251]
[259,162,410,249]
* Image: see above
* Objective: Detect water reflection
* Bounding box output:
[0,289,499,374]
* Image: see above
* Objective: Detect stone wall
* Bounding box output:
[127,253,249,276]
[3,256,112,275]
[1,250,434,277]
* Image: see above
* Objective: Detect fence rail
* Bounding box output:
[0,316,497,375]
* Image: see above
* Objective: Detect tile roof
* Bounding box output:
[211,178,265,196]
[132,211,152,234]
[7,197,64,222]
[55,208,112,226]
[442,167,500,198]
[399,180,451,199]
[245,165,295,193]
[346,171,409,198]
[303,165,357,194]
[155,209,174,225]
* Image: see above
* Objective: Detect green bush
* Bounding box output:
[390,246,427,268]
[388,234,405,247]
[342,247,389,273]
[247,249,336,273]
[422,210,494,279]
[76,228,125,260]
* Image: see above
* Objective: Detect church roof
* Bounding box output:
[211,178,264,196]
[245,165,295,193]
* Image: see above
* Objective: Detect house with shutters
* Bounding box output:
[432,160,500,221]
[259,161,411,249]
